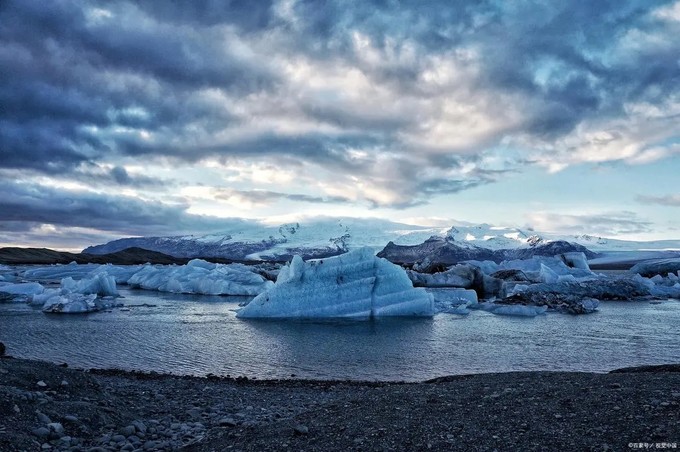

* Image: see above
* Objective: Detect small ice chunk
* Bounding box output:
[0,282,45,296]
[61,273,119,297]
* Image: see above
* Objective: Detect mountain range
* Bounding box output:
[83,218,680,262]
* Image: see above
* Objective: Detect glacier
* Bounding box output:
[126,259,273,296]
[237,248,434,319]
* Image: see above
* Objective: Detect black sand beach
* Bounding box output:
[1,356,678,451]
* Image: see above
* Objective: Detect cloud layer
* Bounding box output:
[1,0,679,246]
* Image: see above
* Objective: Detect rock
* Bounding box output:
[609,383,622,389]
[63,415,79,423]
[41,443,52,450]
[47,422,64,435]
[143,440,158,450]
[0,341,5,356]
[132,420,147,434]
[293,424,309,435]
[32,427,50,438]
[37,380,47,387]
[60,379,69,386]
[111,434,126,443]
[120,425,136,436]
[12,404,20,413]
[498,292,599,315]
[491,269,530,282]
[218,417,237,427]
[36,411,52,424]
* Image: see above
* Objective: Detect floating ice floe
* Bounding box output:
[430,288,478,315]
[237,248,434,319]
[630,258,680,278]
[0,270,122,313]
[61,272,119,297]
[23,263,143,283]
[467,253,594,284]
[0,282,45,303]
[471,302,548,317]
[127,259,273,296]
[41,292,122,314]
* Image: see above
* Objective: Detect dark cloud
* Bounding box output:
[0,180,248,238]
[214,188,353,205]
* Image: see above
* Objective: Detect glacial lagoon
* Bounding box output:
[1,287,679,382]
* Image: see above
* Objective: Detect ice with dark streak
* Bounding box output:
[237,248,434,319]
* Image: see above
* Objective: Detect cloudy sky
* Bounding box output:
[1,0,679,250]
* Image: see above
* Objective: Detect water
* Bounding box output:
[1,287,679,382]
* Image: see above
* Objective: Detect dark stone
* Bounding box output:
[0,342,5,356]
[294,424,309,435]
[491,269,530,282]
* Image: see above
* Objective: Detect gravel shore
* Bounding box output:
[1,356,678,451]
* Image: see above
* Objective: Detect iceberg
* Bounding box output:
[41,293,122,314]
[630,258,680,278]
[127,259,273,296]
[237,248,434,319]
[23,263,142,283]
[0,282,45,296]
[430,288,478,315]
[61,272,119,297]
[0,282,45,303]
[466,254,594,284]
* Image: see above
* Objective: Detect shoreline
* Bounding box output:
[1,356,678,451]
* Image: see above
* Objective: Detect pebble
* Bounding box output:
[32,427,50,438]
[218,418,237,427]
[120,425,136,436]
[143,440,158,449]
[60,380,69,386]
[47,422,64,435]
[64,415,79,423]
[609,383,622,389]
[294,424,309,435]
[37,380,48,387]
[132,420,147,434]
[12,404,20,413]
[111,434,126,443]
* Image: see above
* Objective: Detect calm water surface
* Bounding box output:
[1,287,679,381]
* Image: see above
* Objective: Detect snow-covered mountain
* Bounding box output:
[83,218,447,261]
[83,218,680,261]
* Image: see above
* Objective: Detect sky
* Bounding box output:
[1,0,679,251]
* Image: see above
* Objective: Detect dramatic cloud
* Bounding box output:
[0,180,251,238]
[1,0,679,246]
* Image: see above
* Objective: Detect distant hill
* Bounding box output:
[377,237,598,265]
[0,247,187,265]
